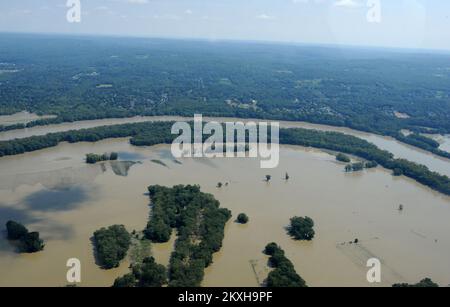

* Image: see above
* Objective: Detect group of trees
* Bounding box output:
[264,243,307,287]
[344,161,378,172]
[86,152,118,164]
[0,121,448,196]
[288,217,315,241]
[396,133,450,160]
[93,225,131,269]
[5,220,44,253]
[144,185,231,287]
[336,153,351,163]
[113,257,167,287]
[392,278,439,288]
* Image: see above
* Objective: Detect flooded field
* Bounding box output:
[0,139,449,287]
[0,111,56,126]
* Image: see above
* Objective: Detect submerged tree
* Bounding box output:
[5,221,44,253]
[263,243,307,287]
[288,216,315,241]
[93,225,131,269]
[237,213,249,224]
[20,232,45,253]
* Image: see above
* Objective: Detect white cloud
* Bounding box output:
[256,14,276,20]
[127,0,149,4]
[334,0,363,8]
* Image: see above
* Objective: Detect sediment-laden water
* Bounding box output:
[0,116,448,176]
[0,139,449,287]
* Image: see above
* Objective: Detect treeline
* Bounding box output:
[93,225,131,269]
[279,128,450,195]
[396,133,450,160]
[393,278,438,288]
[344,161,378,172]
[0,121,175,157]
[264,243,307,287]
[0,121,448,195]
[144,185,231,287]
[86,152,118,164]
[5,220,45,253]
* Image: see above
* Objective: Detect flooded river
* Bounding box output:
[0,111,56,126]
[0,139,449,287]
[0,116,448,177]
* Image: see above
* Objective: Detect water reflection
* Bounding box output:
[110,161,140,177]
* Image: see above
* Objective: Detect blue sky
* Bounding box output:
[0,0,449,50]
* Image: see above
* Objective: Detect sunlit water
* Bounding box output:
[0,139,449,287]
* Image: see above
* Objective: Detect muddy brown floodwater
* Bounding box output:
[0,116,449,176]
[0,139,449,287]
[0,111,56,126]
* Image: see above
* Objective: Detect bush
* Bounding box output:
[264,242,279,256]
[336,153,351,163]
[237,213,249,224]
[288,216,315,241]
[364,161,378,169]
[393,168,404,176]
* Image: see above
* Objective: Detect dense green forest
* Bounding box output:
[112,185,230,287]
[93,225,131,269]
[145,185,231,287]
[264,243,307,287]
[0,33,449,158]
[0,121,448,195]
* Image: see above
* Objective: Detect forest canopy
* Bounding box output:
[93,225,131,269]
[0,34,449,158]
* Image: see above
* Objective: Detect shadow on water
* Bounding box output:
[0,205,75,253]
[117,151,147,161]
[23,186,90,212]
[109,161,140,177]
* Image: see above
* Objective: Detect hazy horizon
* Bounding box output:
[0,0,450,52]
